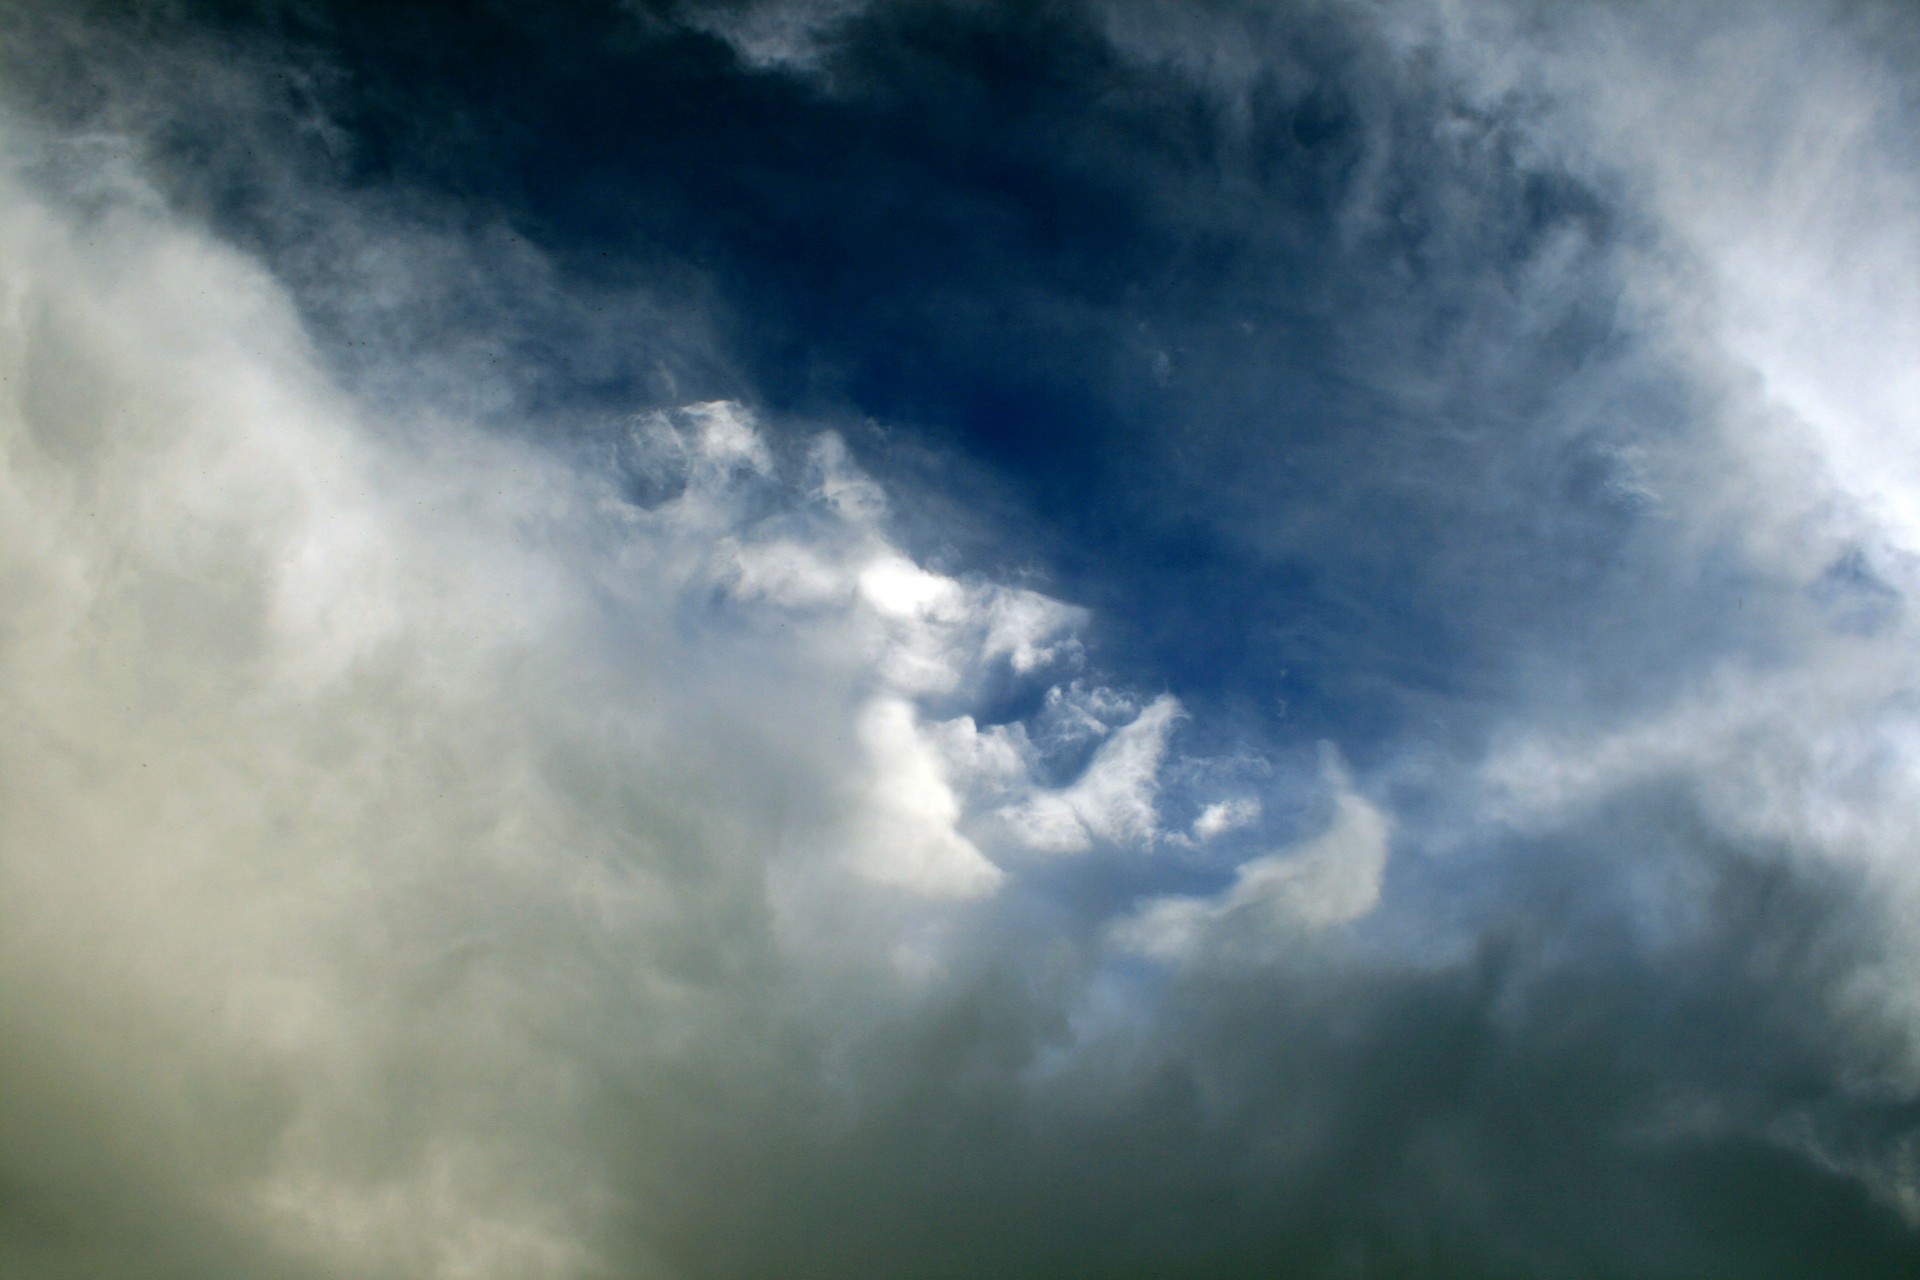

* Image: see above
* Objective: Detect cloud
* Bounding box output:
[12,1,1920,1277]
[1117,761,1389,959]
[0,112,1225,1276]
[674,0,879,72]
[1191,794,1261,841]
[994,692,1183,854]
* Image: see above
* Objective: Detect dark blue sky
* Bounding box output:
[61,0,1726,761]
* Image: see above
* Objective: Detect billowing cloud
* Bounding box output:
[10,1,1920,1277]
[0,107,1267,1276]
[1118,762,1389,959]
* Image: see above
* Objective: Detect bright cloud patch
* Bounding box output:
[1118,770,1389,960]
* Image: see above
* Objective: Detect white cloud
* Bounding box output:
[996,694,1185,854]
[842,695,1004,897]
[1539,9,1920,572]
[1115,777,1390,962]
[1192,796,1261,841]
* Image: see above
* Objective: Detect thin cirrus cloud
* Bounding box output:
[8,0,1920,1277]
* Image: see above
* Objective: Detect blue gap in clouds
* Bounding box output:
[108,0,1593,761]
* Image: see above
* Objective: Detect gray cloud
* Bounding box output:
[0,107,1289,1275]
[9,2,1920,1277]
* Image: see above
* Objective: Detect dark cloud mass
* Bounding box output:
[6,0,1920,1276]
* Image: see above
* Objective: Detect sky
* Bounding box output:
[6,0,1920,1276]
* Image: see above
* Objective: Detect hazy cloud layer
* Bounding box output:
[8,1,1920,1277]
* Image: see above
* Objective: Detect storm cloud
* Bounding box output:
[6,1,1920,1277]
